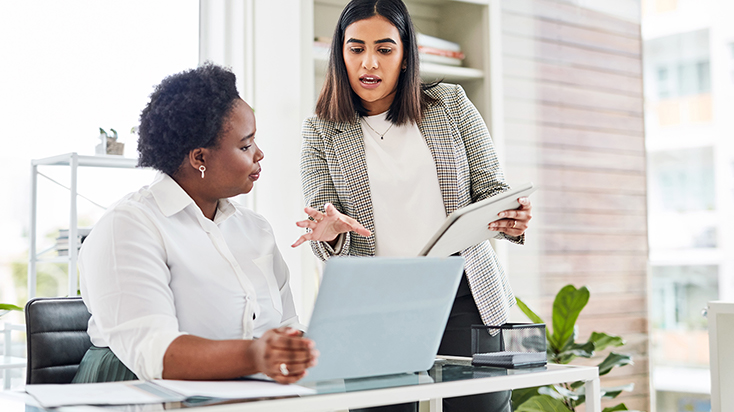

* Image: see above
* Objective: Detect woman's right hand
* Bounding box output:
[291,202,371,247]
[248,327,319,384]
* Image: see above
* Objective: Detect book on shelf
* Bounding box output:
[57,228,92,238]
[419,53,462,67]
[418,45,465,60]
[416,33,461,52]
[417,33,464,67]
[55,228,92,256]
[314,34,465,67]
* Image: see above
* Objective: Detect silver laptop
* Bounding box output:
[301,256,465,382]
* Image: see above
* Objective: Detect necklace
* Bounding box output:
[362,117,393,140]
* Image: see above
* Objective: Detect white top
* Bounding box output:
[78,173,299,380]
[361,112,446,257]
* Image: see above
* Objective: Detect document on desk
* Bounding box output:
[25,379,316,408]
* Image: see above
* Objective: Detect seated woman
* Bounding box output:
[73,64,327,384]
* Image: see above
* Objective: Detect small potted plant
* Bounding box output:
[0,303,23,318]
[95,128,125,156]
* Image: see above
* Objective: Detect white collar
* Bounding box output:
[149,172,238,224]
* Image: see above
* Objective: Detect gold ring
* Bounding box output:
[280,363,289,376]
[511,220,516,229]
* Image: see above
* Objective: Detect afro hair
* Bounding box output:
[137,63,240,175]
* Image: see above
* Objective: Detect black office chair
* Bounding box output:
[25,297,92,384]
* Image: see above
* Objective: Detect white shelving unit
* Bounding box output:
[1,322,25,390]
[28,152,138,298]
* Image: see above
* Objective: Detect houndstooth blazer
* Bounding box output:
[300,83,520,327]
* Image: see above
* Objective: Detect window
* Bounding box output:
[651,265,717,330]
[646,29,711,98]
[649,147,715,212]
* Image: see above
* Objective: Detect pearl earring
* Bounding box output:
[199,165,206,178]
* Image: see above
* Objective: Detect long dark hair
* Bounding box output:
[315,0,437,125]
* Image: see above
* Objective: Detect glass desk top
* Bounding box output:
[0,358,597,412]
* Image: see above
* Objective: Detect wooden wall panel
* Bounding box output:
[504,99,644,133]
[502,12,642,56]
[542,211,647,232]
[503,35,642,76]
[500,0,649,409]
[504,56,643,95]
[511,254,648,274]
[504,122,644,151]
[538,273,647,294]
[536,169,647,193]
[503,78,643,114]
[506,144,646,172]
[502,0,640,37]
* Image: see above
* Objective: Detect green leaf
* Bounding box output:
[0,303,23,312]
[516,297,545,324]
[601,384,635,399]
[556,340,595,364]
[516,297,554,347]
[597,352,633,376]
[570,380,585,390]
[512,386,541,410]
[552,285,589,351]
[515,395,574,412]
[559,328,578,352]
[602,403,629,412]
[565,382,635,407]
[541,385,580,400]
[589,331,625,351]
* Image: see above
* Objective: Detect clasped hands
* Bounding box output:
[251,327,319,384]
[291,198,533,248]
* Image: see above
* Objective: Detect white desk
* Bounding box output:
[2,359,601,412]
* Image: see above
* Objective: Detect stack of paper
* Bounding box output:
[25,379,315,408]
[472,351,547,368]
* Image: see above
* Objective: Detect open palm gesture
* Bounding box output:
[291,203,371,248]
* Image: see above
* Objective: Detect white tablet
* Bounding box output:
[418,182,536,257]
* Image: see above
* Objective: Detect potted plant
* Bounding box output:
[0,303,23,318]
[512,285,642,412]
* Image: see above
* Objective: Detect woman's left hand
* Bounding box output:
[488,197,532,237]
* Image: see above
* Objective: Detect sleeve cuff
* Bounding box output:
[329,233,346,254]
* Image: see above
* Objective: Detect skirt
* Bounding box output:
[72,346,138,383]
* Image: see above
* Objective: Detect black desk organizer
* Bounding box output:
[471,323,547,368]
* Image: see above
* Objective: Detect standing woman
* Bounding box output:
[294,0,532,411]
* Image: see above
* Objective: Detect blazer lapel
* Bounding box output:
[331,120,377,254]
[418,104,461,215]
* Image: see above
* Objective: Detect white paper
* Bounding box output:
[25,378,315,409]
[25,381,181,408]
[153,378,315,399]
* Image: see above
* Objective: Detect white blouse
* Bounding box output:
[361,112,447,257]
[78,173,299,381]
